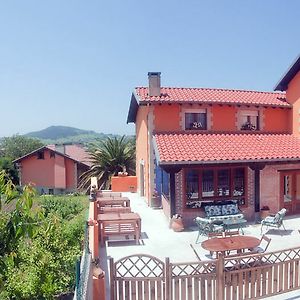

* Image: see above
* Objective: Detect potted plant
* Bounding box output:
[170,214,184,232]
[260,205,270,219]
[151,189,161,208]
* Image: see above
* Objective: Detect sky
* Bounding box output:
[0,1,299,137]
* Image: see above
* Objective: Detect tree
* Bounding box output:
[0,158,19,184]
[0,135,44,161]
[79,136,136,190]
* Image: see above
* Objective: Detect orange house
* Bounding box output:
[127,55,300,225]
[14,144,91,195]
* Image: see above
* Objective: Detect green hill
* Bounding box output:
[25,126,117,145]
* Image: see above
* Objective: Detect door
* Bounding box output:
[281,171,300,214]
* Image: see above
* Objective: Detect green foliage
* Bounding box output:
[39,195,87,219]
[0,135,44,161]
[0,171,89,299]
[0,157,18,184]
[79,135,136,190]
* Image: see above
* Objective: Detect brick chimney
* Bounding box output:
[148,72,161,97]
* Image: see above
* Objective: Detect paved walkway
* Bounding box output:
[100,192,300,299]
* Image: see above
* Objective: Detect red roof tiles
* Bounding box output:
[136,87,289,107]
[154,133,300,164]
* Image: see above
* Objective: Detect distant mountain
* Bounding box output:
[25,126,118,145]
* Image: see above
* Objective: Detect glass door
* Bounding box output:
[281,171,300,214]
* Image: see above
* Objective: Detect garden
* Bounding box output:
[0,171,89,300]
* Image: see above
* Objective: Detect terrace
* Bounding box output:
[96,192,300,300]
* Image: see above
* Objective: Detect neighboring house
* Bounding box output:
[127,55,300,225]
[14,144,91,195]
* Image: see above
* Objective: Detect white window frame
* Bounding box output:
[182,108,210,131]
[239,110,260,131]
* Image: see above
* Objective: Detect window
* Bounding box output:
[50,151,55,158]
[240,111,259,131]
[202,170,214,197]
[233,168,245,196]
[37,151,44,159]
[161,170,170,199]
[185,167,246,208]
[185,111,207,130]
[186,170,199,200]
[217,169,230,196]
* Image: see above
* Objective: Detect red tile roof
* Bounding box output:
[47,144,92,166]
[136,87,289,107]
[154,133,300,164]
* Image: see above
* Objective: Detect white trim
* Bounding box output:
[241,110,259,117]
[181,106,211,130]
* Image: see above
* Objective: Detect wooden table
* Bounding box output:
[97,212,141,245]
[201,235,260,257]
[97,197,130,208]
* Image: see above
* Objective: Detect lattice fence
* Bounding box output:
[110,247,300,300]
[110,254,166,300]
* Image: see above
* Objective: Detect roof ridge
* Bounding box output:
[136,86,286,95]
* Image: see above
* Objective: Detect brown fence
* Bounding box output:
[109,247,300,300]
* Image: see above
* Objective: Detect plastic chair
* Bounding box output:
[249,235,271,253]
[261,208,286,234]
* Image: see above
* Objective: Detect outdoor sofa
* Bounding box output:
[203,200,245,222]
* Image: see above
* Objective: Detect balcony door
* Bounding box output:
[281,171,300,214]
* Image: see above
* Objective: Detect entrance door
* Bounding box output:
[281,171,300,214]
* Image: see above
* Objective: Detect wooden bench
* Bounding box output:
[100,220,140,245]
[99,206,131,214]
[97,191,122,198]
[97,198,130,214]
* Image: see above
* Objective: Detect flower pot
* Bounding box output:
[170,216,184,232]
[151,196,161,208]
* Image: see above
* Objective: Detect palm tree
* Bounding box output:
[79,136,135,191]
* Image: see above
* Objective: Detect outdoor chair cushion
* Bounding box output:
[204,201,244,222]
[204,205,222,217]
[194,217,224,242]
[261,208,287,234]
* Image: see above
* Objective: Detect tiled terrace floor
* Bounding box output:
[100,192,300,299]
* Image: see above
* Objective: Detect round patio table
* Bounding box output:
[201,235,260,257]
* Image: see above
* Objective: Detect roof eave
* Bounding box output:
[158,157,300,166]
[139,99,290,109]
[127,91,140,124]
[274,55,300,91]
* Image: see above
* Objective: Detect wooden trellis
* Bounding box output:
[109,247,300,300]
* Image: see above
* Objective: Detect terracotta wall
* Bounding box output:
[135,106,150,199]
[111,176,137,192]
[21,149,55,187]
[153,104,181,132]
[65,159,76,189]
[286,71,300,137]
[211,105,236,131]
[263,107,291,133]
[54,155,66,189]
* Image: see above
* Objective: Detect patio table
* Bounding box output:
[97,212,141,245]
[97,197,130,208]
[201,235,260,258]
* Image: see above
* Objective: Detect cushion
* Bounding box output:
[204,205,222,217]
[209,213,244,222]
[222,204,239,215]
